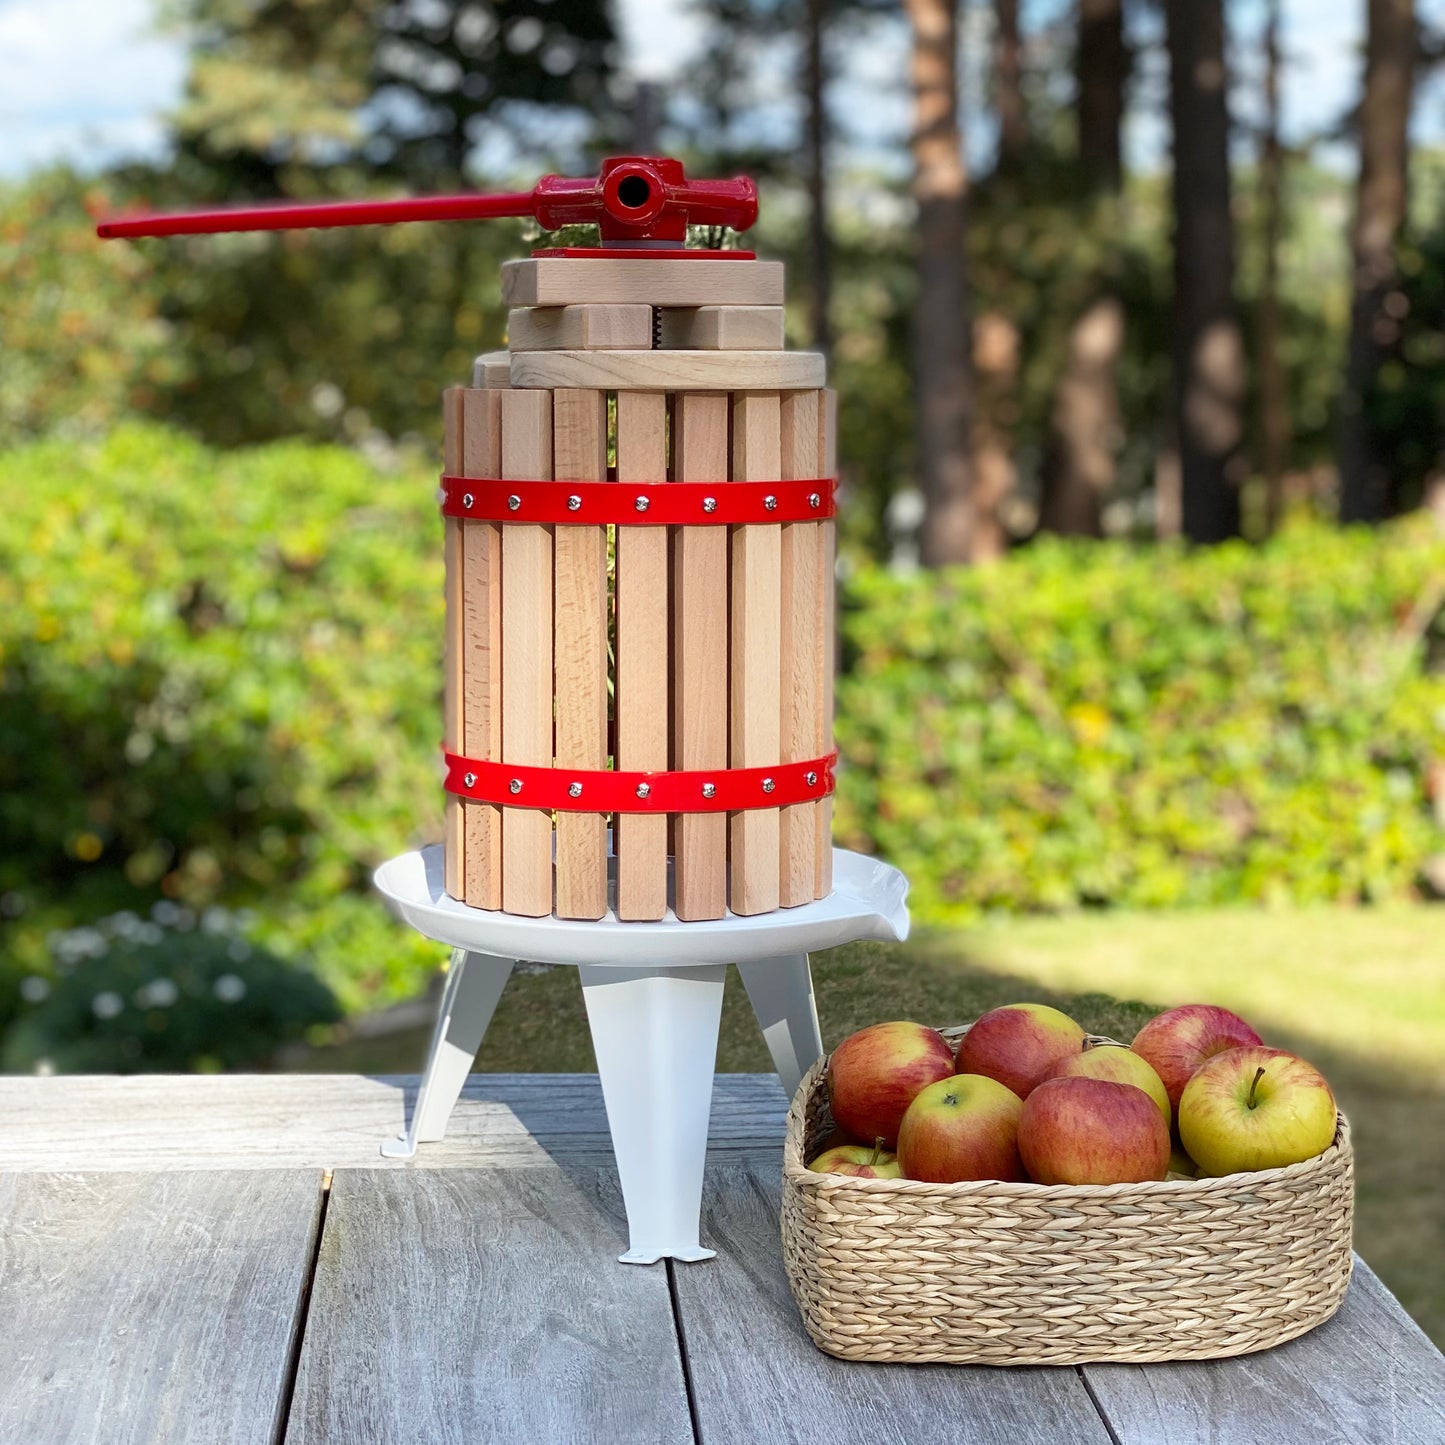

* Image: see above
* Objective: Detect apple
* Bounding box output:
[826,1021,956,1148]
[1131,1005,1264,1113]
[954,1003,1087,1099]
[1017,1077,1170,1185]
[1168,1144,1198,1180]
[1178,1046,1338,1177]
[807,1143,902,1179]
[896,1074,1025,1183]
[1042,1042,1171,1128]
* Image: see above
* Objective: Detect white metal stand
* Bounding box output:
[373,844,909,1264]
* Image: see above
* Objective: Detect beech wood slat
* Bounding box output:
[442,387,466,901]
[614,391,670,920]
[552,390,609,920]
[511,348,823,392]
[502,257,785,308]
[815,388,837,898]
[672,392,730,921]
[500,389,554,917]
[471,350,512,388]
[779,390,821,907]
[659,305,786,351]
[508,304,653,351]
[461,386,504,910]
[729,391,783,915]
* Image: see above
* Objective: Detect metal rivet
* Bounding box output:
[463,772,477,789]
[761,777,776,794]
[808,492,821,509]
[763,495,778,511]
[507,494,522,512]
[462,492,475,510]
[635,782,651,799]
[509,778,523,795]
[568,781,583,798]
[702,496,718,514]
[634,495,650,513]
[567,494,582,512]
[701,782,716,799]
[805,770,818,787]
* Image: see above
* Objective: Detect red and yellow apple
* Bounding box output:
[1042,1042,1171,1128]
[1017,1077,1170,1185]
[826,1021,956,1149]
[896,1074,1026,1183]
[807,1143,903,1179]
[1131,1005,1264,1113]
[953,1003,1087,1099]
[1178,1046,1337,1177]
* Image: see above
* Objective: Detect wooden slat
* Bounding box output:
[815,388,837,898]
[1083,1260,1445,1445]
[471,350,511,387]
[442,386,466,901]
[660,305,786,351]
[552,389,609,920]
[729,391,783,915]
[672,392,730,921]
[284,1169,695,1445]
[500,389,554,917]
[614,390,670,920]
[502,256,785,308]
[673,1163,1115,1445]
[461,387,504,909]
[511,348,823,392]
[779,390,821,908]
[508,304,654,351]
[0,1170,320,1445]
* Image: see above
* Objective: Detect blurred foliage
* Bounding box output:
[834,517,1445,918]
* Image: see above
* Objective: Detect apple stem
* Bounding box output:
[1247,1066,1267,1110]
[869,1137,885,1167]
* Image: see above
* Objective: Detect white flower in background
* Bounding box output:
[33,1059,55,1077]
[19,976,50,1003]
[137,923,164,946]
[150,901,180,927]
[91,992,124,1020]
[134,979,180,1009]
[213,974,247,1003]
[201,907,230,935]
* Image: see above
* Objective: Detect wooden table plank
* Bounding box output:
[1084,1259,1445,1445]
[0,1170,320,1445]
[0,1073,789,1172]
[286,1168,694,1445]
[672,1163,1114,1445]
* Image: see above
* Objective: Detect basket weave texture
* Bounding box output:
[781,1024,1355,1365]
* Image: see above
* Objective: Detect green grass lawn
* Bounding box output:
[290,905,1445,1347]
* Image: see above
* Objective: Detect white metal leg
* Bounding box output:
[579,964,727,1265]
[735,953,824,1101]
[380,948,513,1159]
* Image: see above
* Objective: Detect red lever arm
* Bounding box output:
[97,156,757,244]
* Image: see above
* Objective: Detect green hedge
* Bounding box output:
[835,524,1445,918]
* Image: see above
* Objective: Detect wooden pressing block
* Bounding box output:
[460,385,505,911]
[510,349,823,393]
[508,305,653,352]
[502,257,784,309]
[500,389,555,918]
[659,306,785,352]
[614,390,670,922]
[552,390,610,921]
[442,387,467,902]
[671,392,730,922]
[729,391,783,917]
[779,390,821,908]
[815,389,838,899]
[471,351,512,388]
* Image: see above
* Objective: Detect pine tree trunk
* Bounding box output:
[1340,0,1415,523]
[994,0,1027,175]
[1166,0,1245,543]
[1077,0,1125,191]
[1257,0,1292,531]
[906,0,983,565]
[803,0,832,354]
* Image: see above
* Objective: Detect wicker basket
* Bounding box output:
[781,1024,1355,1365]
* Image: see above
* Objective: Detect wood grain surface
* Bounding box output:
[508,303,654,351]
[502,257,784,308]
[511,348,823,392]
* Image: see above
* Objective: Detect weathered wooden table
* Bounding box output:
[3,1074,1442,1445]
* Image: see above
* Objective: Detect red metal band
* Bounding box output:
[531,248,758,260]
[443,751,838,812]
[440,475,836,526]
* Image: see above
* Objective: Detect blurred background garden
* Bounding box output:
[3,0,1444,1338]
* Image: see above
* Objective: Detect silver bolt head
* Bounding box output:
[808,492,821,509]
[567,781,583,798]
[635,782,651,799]
[761,777,776,794]
[702,496,718,514]
[701,782,716,799]
[508,778,523,795]
[805,770,818,787]
[507,494,522,512]
[634,495,650,513]
[763,494,778,511]
[462,492,475,510]
[567,494,582,512]
[463,772,477,788]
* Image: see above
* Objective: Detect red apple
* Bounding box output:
[1178,1046,1338,1177]
[1131,1005,1264,1114]
[1017,1077,1170,1185]
[954,1003,1087,1099]
[826,1021,956,1149]
[1042,1043,1171,1128]
[896,1074,1025,1183]
[807,1143,902,1179]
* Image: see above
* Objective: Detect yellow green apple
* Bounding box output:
[1042,1042,1171,1128]
[1017,1077,1170,1185]
[807,1143,903,1178]
[826,1021,956,1149]
[1131,1004,1264,1113]
[896,1074,1025,1183]
[953,1003,1087,1099]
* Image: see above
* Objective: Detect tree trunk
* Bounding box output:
[1166,0,1245,544]
[1077,0,1125,190]
[1257,0,1292,531]
[803,0,832,354]
[994,0,1027,175]
[1340,0,1415,523]
[906,0,985,565]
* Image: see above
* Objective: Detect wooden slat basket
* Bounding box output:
[781,1023,1355,1365]
[440,258,836,921]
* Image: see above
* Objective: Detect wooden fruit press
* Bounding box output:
[99,158,909,1262]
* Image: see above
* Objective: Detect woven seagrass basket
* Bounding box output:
[781,1023,1354,1365]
